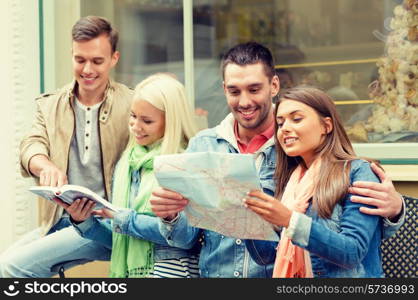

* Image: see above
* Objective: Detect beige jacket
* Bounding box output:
[20,80,133,234]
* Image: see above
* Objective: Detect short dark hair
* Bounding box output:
[72,16,118,53]
[221,42,276,80]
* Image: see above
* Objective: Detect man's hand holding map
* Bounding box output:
[154,152,279,241]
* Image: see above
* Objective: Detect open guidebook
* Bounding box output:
[29,184,120,212]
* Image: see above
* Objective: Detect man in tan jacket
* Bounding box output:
[0,16,133,277]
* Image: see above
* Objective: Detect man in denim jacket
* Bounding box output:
[150,42,405,278]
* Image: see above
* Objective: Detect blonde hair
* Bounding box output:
[127,73,199,155]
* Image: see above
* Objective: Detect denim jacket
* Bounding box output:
[74,168,198,261]
[247,159,386,277]
[158,114,278,277]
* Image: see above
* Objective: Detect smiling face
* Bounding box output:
[276,99,332,167]
[72,34,119,101]
[223,63,279,138]
[129,99,165,146]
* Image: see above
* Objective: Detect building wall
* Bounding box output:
[0,0,40,252]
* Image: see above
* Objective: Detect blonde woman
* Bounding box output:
[55,73,200,278]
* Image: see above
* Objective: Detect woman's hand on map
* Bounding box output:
[244,190,292,228]
[150,187,189,221]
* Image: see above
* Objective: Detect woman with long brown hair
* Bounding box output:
[244,86,384,277]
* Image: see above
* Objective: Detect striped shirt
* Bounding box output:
[150,256,200,278]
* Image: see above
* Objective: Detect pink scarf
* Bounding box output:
[272,158,321,278]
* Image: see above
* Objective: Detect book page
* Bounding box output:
[29,186,61,203]
[29,185,120,212]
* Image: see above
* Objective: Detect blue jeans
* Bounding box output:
[0,216,111,278]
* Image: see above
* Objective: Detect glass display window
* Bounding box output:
[44,0,418,162]
[81,0,185,87]
[191,0,417,162]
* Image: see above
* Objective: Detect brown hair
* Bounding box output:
[274,86,358,218]
[221,42,276,81]
[72,16,118,53]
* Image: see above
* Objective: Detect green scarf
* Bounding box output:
[109,143,161,278]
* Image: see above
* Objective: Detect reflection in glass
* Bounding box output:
[80,0,418,143]
[81,0,184,87]
[192,0,417,142]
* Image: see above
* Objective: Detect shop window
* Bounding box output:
[81,0,184,87]
[191,0,418,160]
[78,0,417,161]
